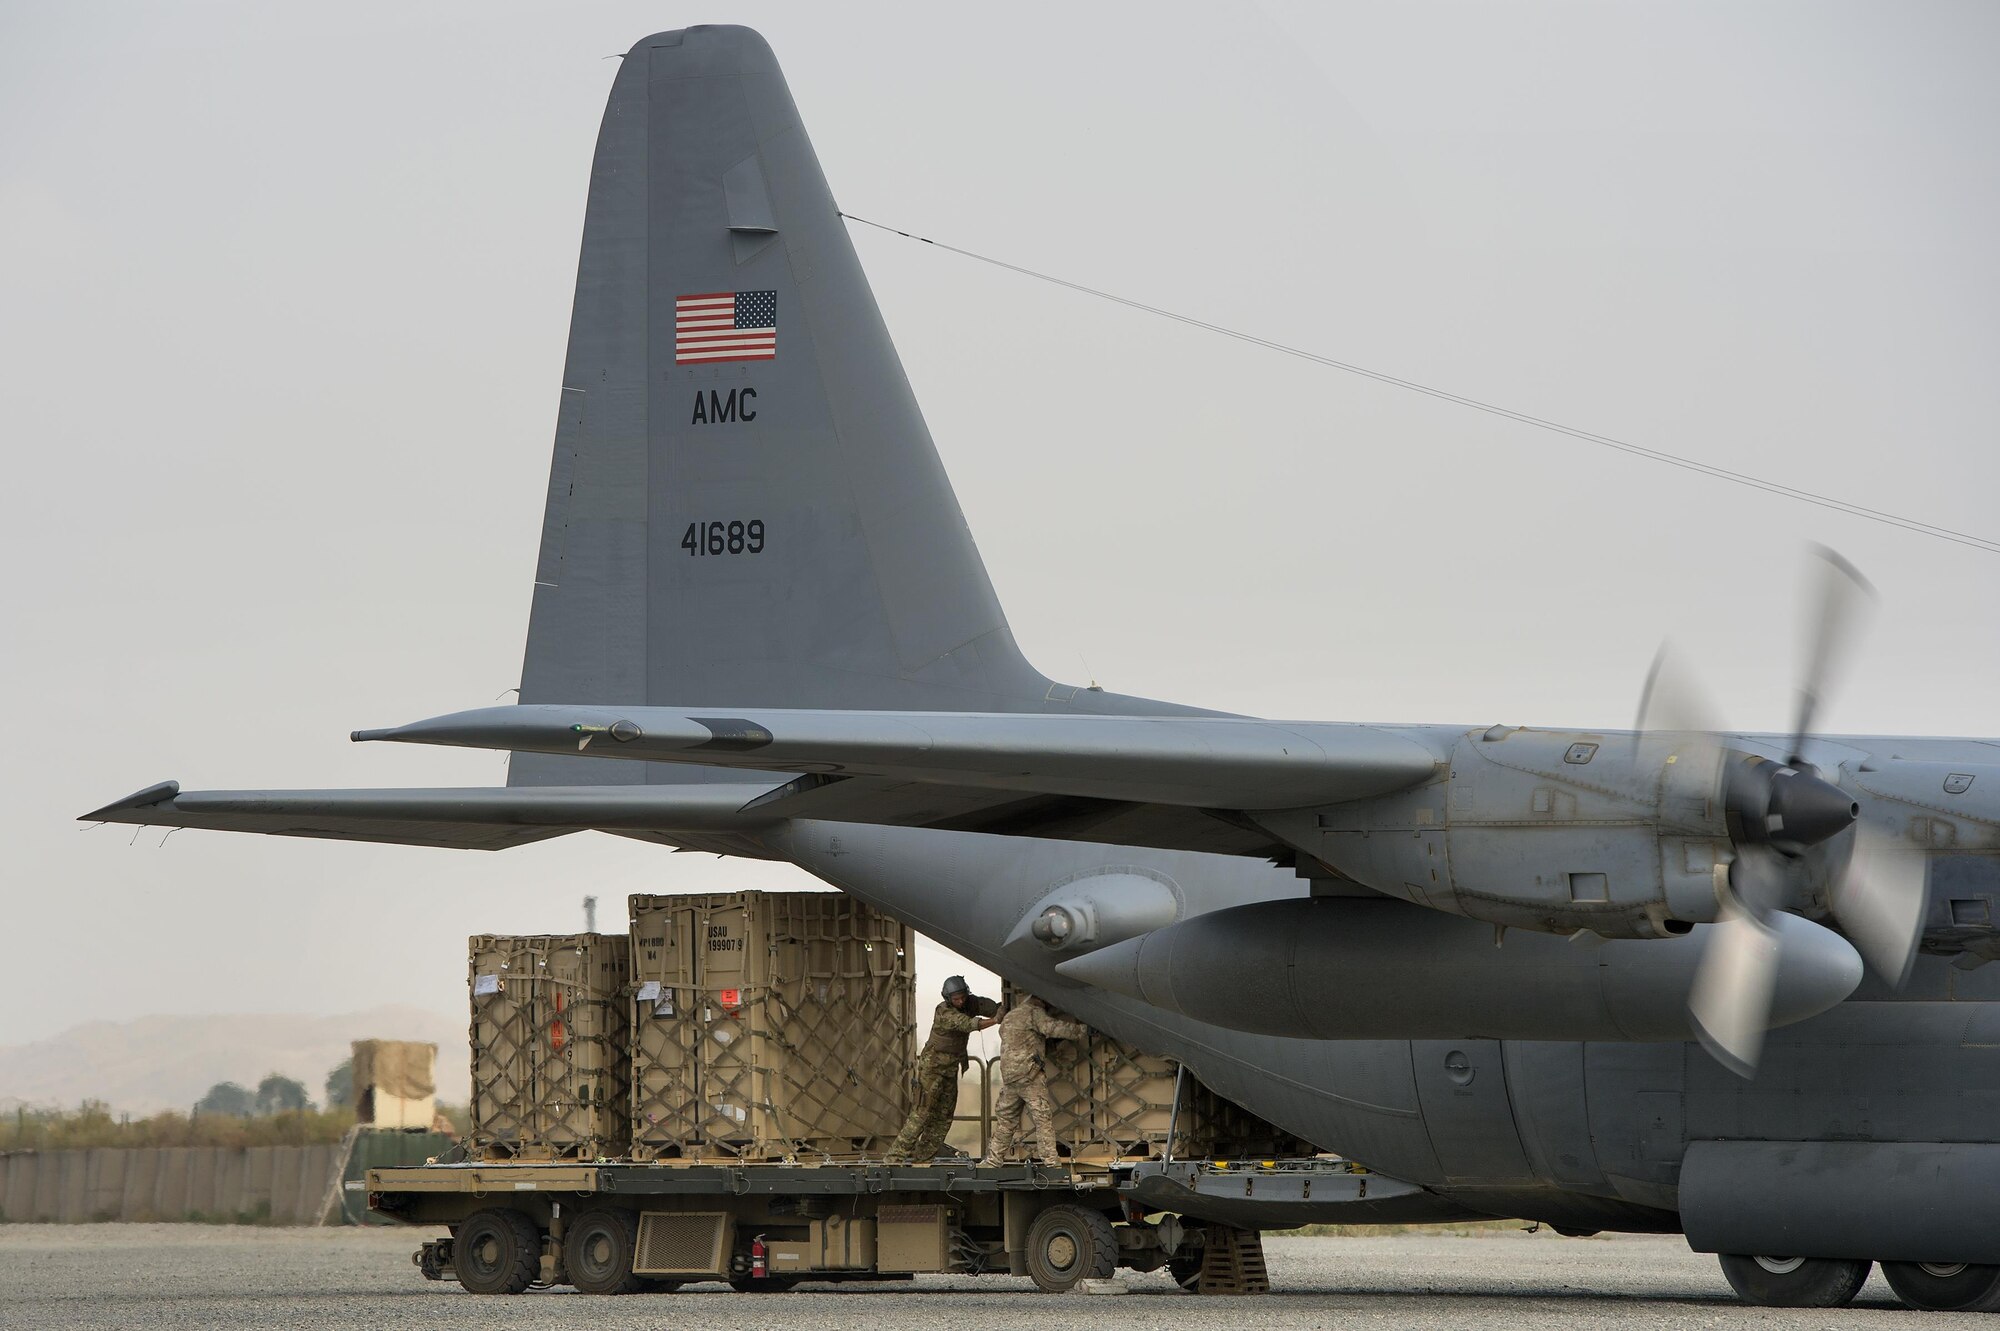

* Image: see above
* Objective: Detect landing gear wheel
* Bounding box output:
[454,1208,542,1295]
[729,1276,801,1292]
[1717,1253,1871,1307]
[1168,1251,1203,1292]
[1024,1204,1118,1293]
[563,1207,643,1295]
[1881,1261,2000,1312]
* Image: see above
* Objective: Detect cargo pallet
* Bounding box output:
[366,1155,1387,1295]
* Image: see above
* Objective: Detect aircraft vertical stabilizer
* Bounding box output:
[511,26,1193,788]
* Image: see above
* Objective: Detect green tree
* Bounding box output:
[196,1081,253,1116]
[324,1058,354,1109]
[254,1073,311,1115]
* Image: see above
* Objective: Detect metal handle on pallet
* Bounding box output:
[942,1056,996,1158]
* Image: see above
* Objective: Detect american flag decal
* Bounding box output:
[675,290,777,364]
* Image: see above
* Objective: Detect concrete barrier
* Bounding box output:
[187,1148,219,1219]
[31,1148,60,1221]
[87,1149,126,1222]
[296,1144,340,1224]
[121,1148,159,1220]
[214,1150,245,1221]
[243,1146,275,1220]
[153,1146,190,1219]
[267,1146,299,1224]
[56,1151,87,1223]
[0,1143,372,1224]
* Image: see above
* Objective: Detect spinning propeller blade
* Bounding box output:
[1638,547,1922,1076]
[1689,901,1782,1079]
[1833,823,1928,990]
[1789,545,1876,766]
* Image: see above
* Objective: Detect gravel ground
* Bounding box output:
[0,1224,1973,1328]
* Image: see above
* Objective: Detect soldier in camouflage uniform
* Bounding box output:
[980,994,1088,1167]
[885,975,998,1162]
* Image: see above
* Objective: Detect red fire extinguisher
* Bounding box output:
[750,1233,768,1280]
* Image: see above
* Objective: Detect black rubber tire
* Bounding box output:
[1168,1251,1203,1292]
[455,1208,542,1296]
[1024,1204,1119,1293]
[563,1207,644,1295]
[1716,1253,1871,1308]
[1881,1261,2000,1312]
[729,1275,801,1292]
[635,1277,685,1293]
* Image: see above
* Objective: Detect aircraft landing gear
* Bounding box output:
[1881,1262,2000,1312]
[1716,1253,1871,1307]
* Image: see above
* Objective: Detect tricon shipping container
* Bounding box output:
[468,934,631,1160]
[627,892,915,1160]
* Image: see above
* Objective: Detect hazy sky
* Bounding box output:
[3,2,1995,1049]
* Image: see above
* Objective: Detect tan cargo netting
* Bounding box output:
[468,934,631,1160]
[1000,980,1318,1161]
[629,893,915,1161]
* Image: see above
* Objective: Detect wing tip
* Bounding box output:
[79,780,181,823]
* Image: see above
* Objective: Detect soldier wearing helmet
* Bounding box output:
[885,975,999,1162]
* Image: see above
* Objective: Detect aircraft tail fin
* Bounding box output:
[513,26,1189,787]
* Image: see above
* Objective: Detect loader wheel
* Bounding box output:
[455,1208,541,1295]
[564,1207,644,1295]
[1025,1204,1118,1293]
[1168,1251,1203,1292]
[1881,1261,2000,1312]
[1716,1253,1870,1307]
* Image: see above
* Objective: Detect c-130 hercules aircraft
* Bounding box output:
[89,25,2000,1312]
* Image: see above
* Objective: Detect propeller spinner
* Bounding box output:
[1638,547,1926,1077]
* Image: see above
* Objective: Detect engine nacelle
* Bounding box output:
[1261,726,1847,940]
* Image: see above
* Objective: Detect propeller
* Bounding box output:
[1636,547,1925,1077]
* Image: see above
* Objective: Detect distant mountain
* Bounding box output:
[0,1006,470,1115]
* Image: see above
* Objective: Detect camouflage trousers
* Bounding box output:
[988,1065,1060,1163]
[885,1057,960,1162]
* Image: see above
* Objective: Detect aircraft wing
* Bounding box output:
[88,710,1438,859]
[353,705,1440,852]
[80,781,782,853]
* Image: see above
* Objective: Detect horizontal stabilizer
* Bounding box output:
[356,705,1440,812]
[80,781,782,852]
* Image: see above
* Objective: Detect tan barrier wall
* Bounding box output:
[0,1144,347,1224]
